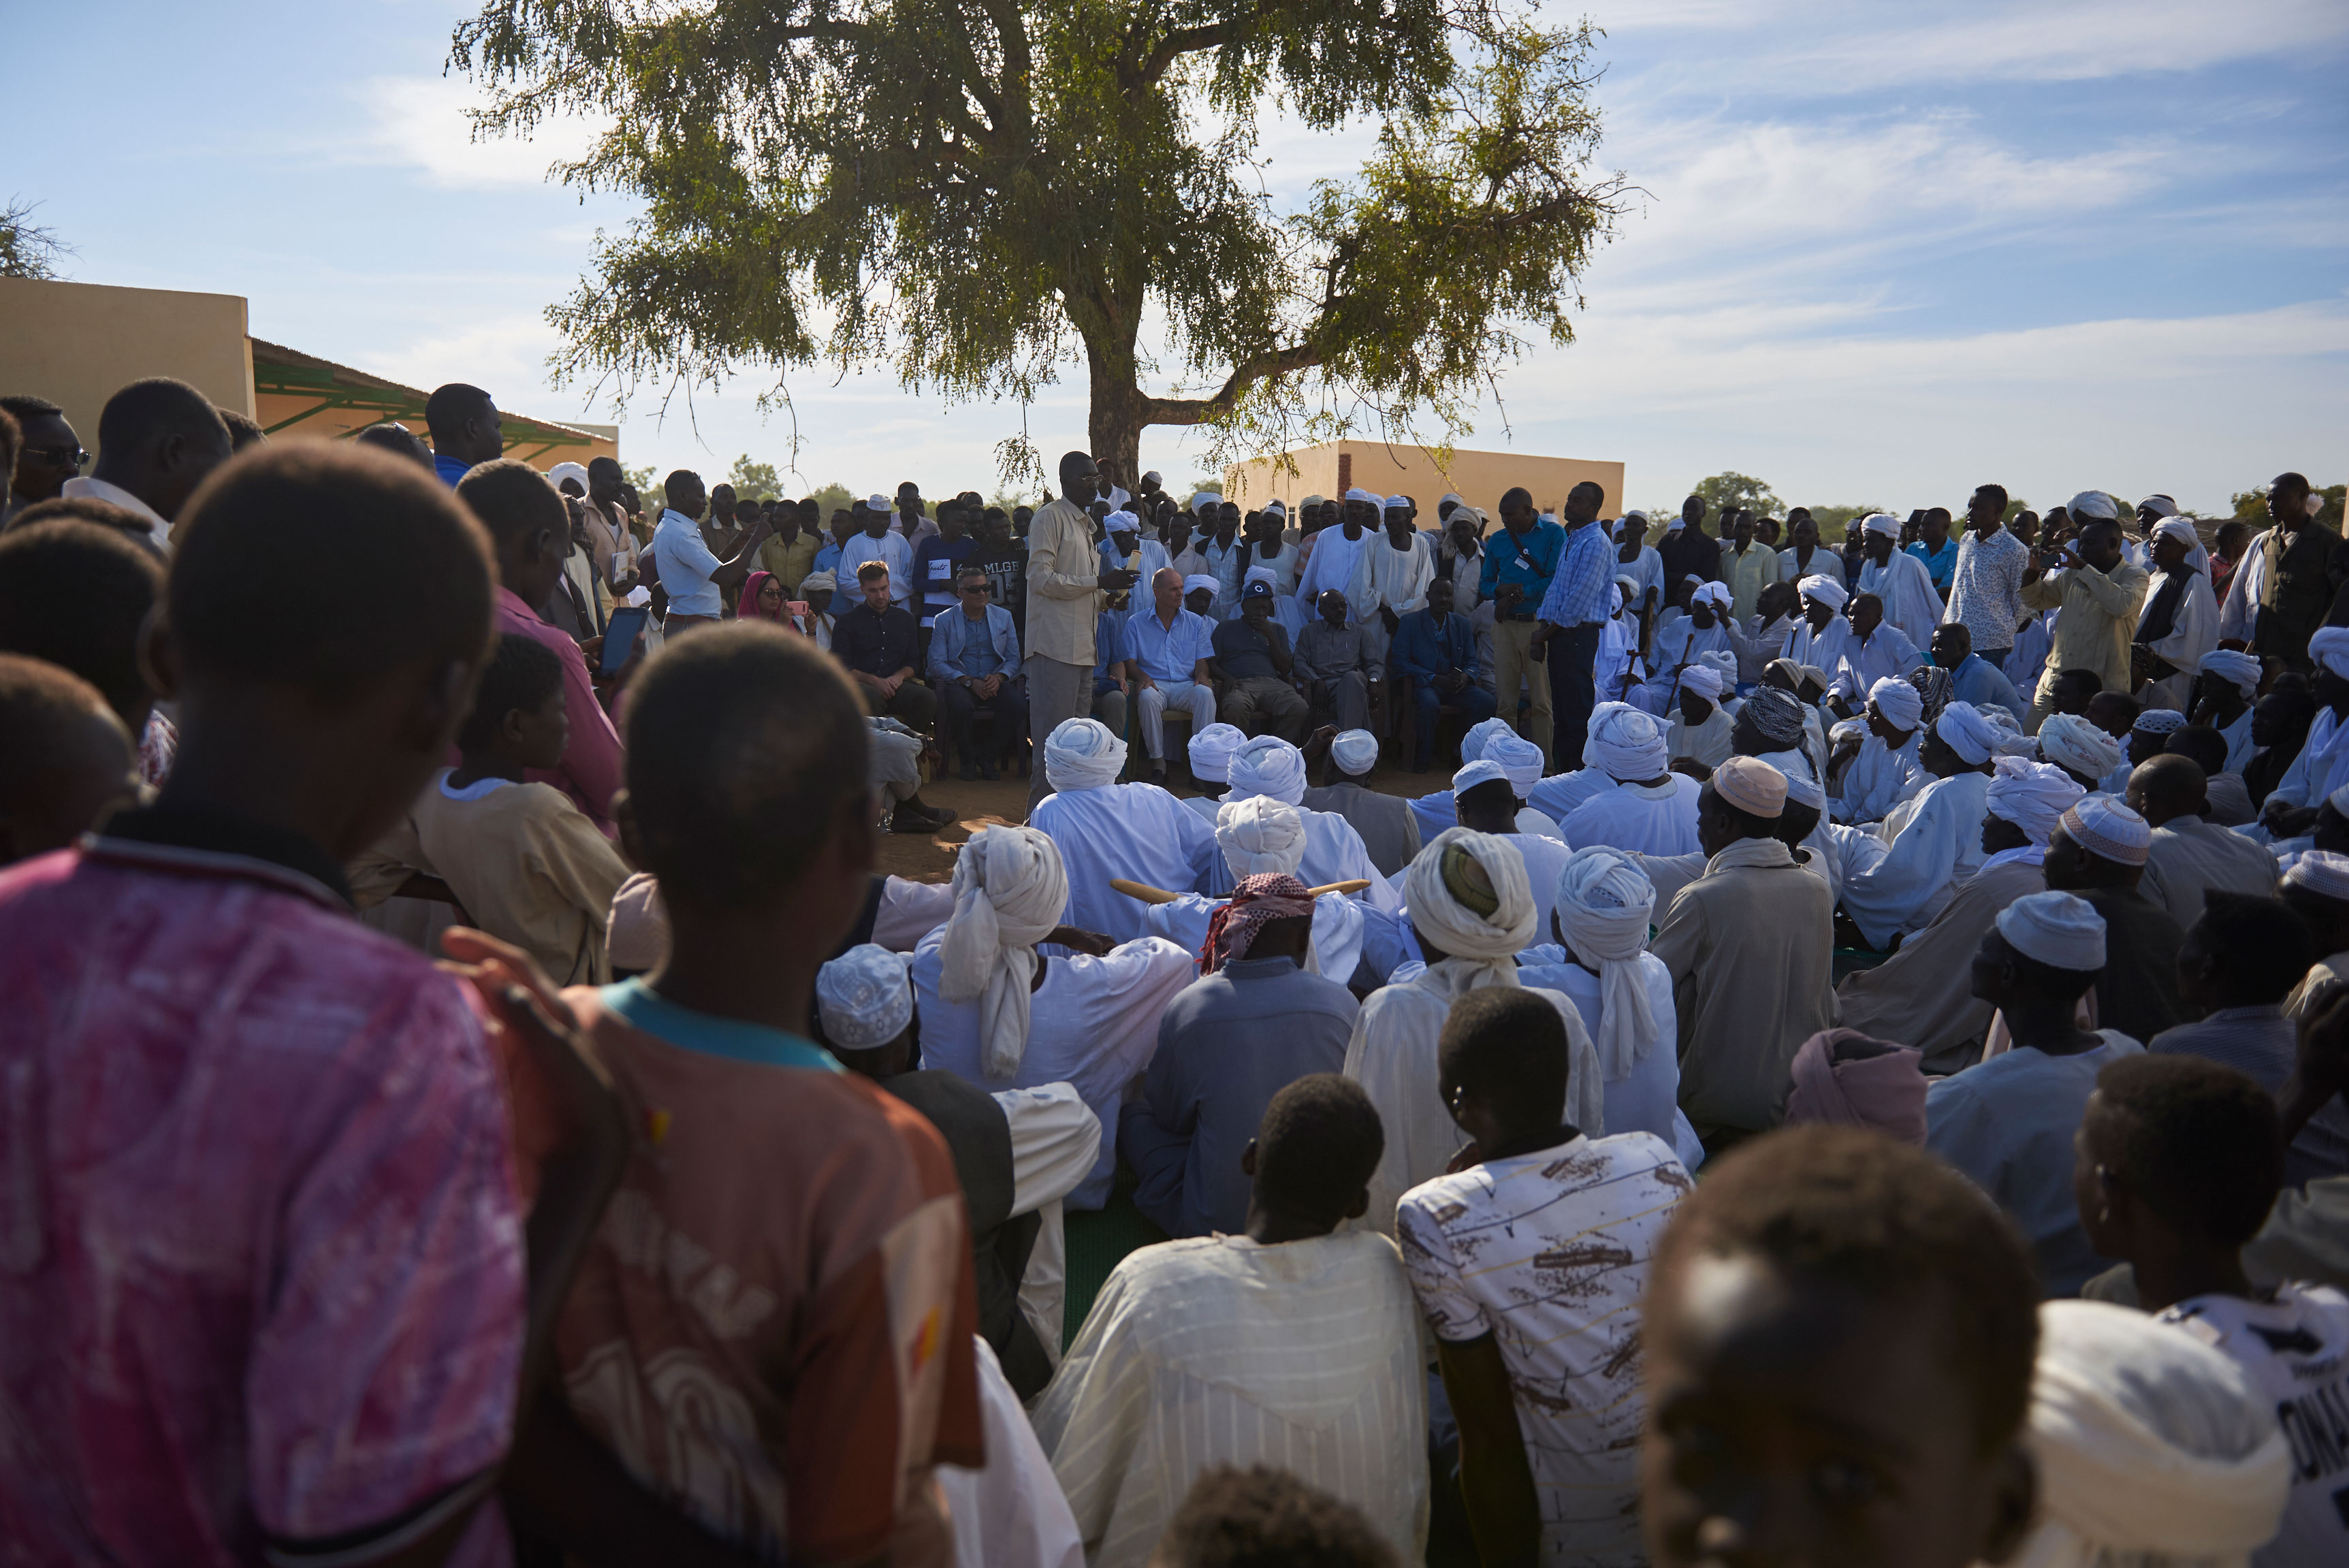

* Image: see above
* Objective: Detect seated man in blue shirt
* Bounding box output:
[1389,577,1497,771]
[1123,566,1219,784]
[927,565,1027,780]
[1930,622,2026,720]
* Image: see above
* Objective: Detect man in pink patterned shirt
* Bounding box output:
[0,444,625,1567]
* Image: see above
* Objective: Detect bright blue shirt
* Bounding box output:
[432,453,472,489]
[1477,519,1567,618]
[1537,518,1617,628]
[1906,537,1960,590]
[1945,652,2026,717]
[1121,605,1217,683]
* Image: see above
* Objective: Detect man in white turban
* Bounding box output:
[1516,848,1706,1166]
[1855,513,1945,650]
[1836,700,1997,950]
[2193,647,2262,773]
[1302,727,1422,877]
[1528,699,1643,827]
[1829,675,1928,824]
[912,825,1194,1211]
[1405,714,1561,846]
[1454,756,1573,951]
[1217,736,1399,912]
[1292,487,1380,624]
[1560,702,1704,857]
[2004,1300,2289,1568]
[1637,578,1738,716]
[1343,829,1604,1235]
[1838,756,2079,1070]
[1781,573,1847,673]
[1032,718,1218,942]
[2258,625,2349,842]
[1181,720,1246,826]
[1817,588,1928,703]
[2035,710,2125,793]
[2131,516,2218,713]
[1665,652,1738,769]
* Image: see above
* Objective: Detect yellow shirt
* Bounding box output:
[1723,541,1784,622]
[758,530,820,599]
[2021,558,2150,701]
[411,775,633,986]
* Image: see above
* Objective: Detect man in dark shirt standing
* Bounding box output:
[835,561,936,731]
[1211,580,1309,741]
[1657,494,1722,590]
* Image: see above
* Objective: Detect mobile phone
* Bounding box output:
[601,605,650,676]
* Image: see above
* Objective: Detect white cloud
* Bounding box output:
[348,75,605,191]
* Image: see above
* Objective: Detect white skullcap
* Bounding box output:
[1263,498,1286,515]
[1553,848,1661,1078]
[1452,757,1509,797]
[2018,1300,2289,1565]
[2060,797,2152,866]
[1484,732,1543,796]
[936,826,1068,1075]
[547,460,589,490]
[1181,573,1219,596]
[1189,491,1223,510]
[1104,509,1139,532]
[1215,794,1308,880]
[815,944,912,1049]
[1868,675,1923,731]
[1998,890,2106,971]
[1934,701,1998,765]
[2283,850,2349,901]
[1798,573,1849,610]
[1187,720,1245,782]
[1710,756,1787,818]
[1861,512,1901,537]
[1439,492,1463,510]
[1461,716,1517,764]
[1689,580,1733,614]
[2136,494,2181,518]
[1043,717,1127,791]
[2131,707,2187,736]
[1142,469,1162,487]
[1228,735,1307,805]
[1987,757,2085,846]
[1679,663,1725,700]
[1405,827,1537,971]
[1330,729,1379,775]
[2066,490,2120,521]
[2198,648,2261,696]
[2038,712,2124,782]
[1344,487,1379,505]
[1301,494,1326,510]
[1624,508,1649,524]
[1385,494,1412,509]
[2310,626,2349,680]
[1584,702,1669,782]
[1781,769,1825,812]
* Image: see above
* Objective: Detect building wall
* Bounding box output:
[0,277,255,450]
[1223,440,1625,526]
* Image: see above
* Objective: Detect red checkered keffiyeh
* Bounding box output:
[1199,874,1317,974]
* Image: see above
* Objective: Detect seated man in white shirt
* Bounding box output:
[1665,656,1738,771]
[1563,702,1704,857]
[1827,675,1926,824]
[1211,735,1399,912]
[1121,566,1219,784]
[1818,591,1925,705]
[1836,701,1997,950]
[1034,1075,1428,1568]
[1454,757,1571,946]
[1029,718,1219,942]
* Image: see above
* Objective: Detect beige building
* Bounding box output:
[1221,439,1625,524]
[0,276,615,469]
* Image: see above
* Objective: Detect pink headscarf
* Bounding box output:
[1784,1029,1928,1145]
[737,569,782,622]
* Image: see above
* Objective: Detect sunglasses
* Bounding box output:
[25,444,86,470]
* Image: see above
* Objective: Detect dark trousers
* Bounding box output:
[939,675,1029,763]
[1545,621,1604,765]
[1412,679,1497,756]
[861,677,938,733]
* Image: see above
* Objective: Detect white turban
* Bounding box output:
[1263,498,1285,515]
[1585,703,1669,782]
[1798,573,1849,611]
[1187,720,1244,783]
[1044,717,1127,791]
[1662,515,1685,534]
[1228,735,1307,805]
[797,569,837,598]
[2038,712,2123,782]
[1987,757,2084,846]
[2198,647,2261,696]
[1104,509,1140,534]
[1181,573,1219,596]
[936,826,1068,1076]
[2061,797,2152,866]
[1868,675,1922,731]
[1330,729,1379,775]
[815,944,912,1049]
[1215,795,1308,880]
[1933,701,1998,765]
[1553,848,1661,1078]
[1689,580,1733,614]
[1242,564,1279,589]
[1998,890,2106,972]
[2137,494,2181,519]
[1484,732,1544,796]
[1862,512,1901,537]
[2310,626,2349,680]
[1405,828,1537,985]
[1452,758,1508,797]
[2017,1300,2290,1567]
[2066,490,2120,521]
[1679,663,1725,700]
[1190,491,1223,510]
[1461,716,1517,764]
[547,460,589,491]
[2283,849,2349,902]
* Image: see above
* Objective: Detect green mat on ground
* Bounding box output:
[1060,1182,1168,1351]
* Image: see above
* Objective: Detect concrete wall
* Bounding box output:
[0,277,255,449]
[1223,440,1626,528]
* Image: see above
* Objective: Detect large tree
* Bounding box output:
[452,0,1624,487]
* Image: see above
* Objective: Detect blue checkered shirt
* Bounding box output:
[1538,519,1617,628]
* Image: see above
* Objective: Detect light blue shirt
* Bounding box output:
[1121,605,1217,683]
[926,601,1023,684]
[653,509,725,618]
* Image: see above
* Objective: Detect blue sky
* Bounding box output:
[16,0,2346,513]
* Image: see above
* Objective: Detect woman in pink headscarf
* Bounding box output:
[1783,1027,1928,1145]
[736,569,786,622]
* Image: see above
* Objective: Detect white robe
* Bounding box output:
[1637,618,1737,713]
[1813,620,1924,701]
[2270,706,2349,813]
[941,1337,1087,1568]
[2220,707,2257,775]
[1859,549,1944,651]
[1830,728,1925,824]
[1501,831,1576,959]
[1352,531,1434,620]
[1562,776,1704,858]
[2135,566,2219,711]
[2004,607,2058,696]
[1203,802,1403,913]
[995,1083,1102,1364]
[1529,767,1616,825]
[1294,526,1376,624]
[1666,705,1736,769]
[1513,955,1706,1170]
[1836,770,1990,950]
[1032,781,1219,942]
[1596,613,1639,701]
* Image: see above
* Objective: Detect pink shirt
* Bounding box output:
[496,585,625,835]
[0,837,526,1566]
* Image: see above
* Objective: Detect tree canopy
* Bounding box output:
[1689,470,1781,519]
[0,197,71,281]
[451,0,1625,488]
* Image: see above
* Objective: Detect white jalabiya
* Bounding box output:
[1506,831,1576,961]
[994,1083,1101,1364]
[937,826,1069,1076]
[940,1337,1086,1568]
[2267,704,2349,814]
[1293,524,1377,623]
[1514,955,1706,1169]
[1830,726,1925,824]
[1812,618,1925,701]
[1142,890,1364,985]
[1595,609,1638,701]
[1031,781,1219,942]
[914,930,1194,1210]
[1344,830,1604,1236]
[2220,705,2257,775]
[1635,618,1736,713]
[1837,770,1990,950]
[1528,767,1615,825]
[1205,802,1401,912]
[1350,528,1435,619]
[2135,560,2218,711]
[1858,549,1944,650]
[1561,775,1704,857]
[1665,704,1736,769]
[1033,1229,1428,1568]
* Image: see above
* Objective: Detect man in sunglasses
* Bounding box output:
[0,396,84,526]
[927,566,1027,780]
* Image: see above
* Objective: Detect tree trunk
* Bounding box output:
[1084,335,1147,498]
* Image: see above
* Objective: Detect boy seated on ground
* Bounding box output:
[412,632,633,985]
[1640,1123,2041,1568]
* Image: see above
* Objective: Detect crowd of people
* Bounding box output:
[3,372,2346,1568]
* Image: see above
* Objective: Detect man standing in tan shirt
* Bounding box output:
[2020,498,2150,733]
[1027,449,1140,810]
